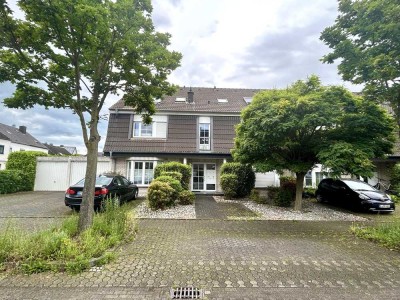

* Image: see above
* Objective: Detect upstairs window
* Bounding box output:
[133,122,153,137]
[199,116,211,151]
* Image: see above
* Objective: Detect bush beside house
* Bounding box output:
[0,151,48,194]
[220,162,255,198]
[147,162,195,210]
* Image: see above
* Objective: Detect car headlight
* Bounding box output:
[359,194,370,200]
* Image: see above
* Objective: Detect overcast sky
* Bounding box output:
[0,0,361,154]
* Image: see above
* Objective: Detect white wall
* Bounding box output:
[34,156,112,191]
[255,172,280,187]
[0,139,48,170]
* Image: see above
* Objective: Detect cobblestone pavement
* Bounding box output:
[1,218,400,299]
[0,191,71,232]
[195,194,258,219]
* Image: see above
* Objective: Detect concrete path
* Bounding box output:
[1,218,399,299]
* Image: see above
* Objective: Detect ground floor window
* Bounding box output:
[127,161,155,185]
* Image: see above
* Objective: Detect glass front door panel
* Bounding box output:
[193,164,204,190]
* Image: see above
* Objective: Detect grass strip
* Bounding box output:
[0,199,136,274]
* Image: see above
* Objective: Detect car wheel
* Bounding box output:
[132,189,138,200]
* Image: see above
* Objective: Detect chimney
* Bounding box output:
[19,126,27,134]
[187,87,194,103]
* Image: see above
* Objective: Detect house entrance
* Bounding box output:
[192,163,216,191]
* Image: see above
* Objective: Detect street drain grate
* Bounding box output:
[170,286,204,299]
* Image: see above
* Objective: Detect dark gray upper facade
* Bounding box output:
[104,87,259,156]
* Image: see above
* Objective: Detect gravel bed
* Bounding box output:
[214,196,368,221]
[135,201,196,219]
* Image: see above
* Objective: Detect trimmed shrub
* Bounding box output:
[178,190,195,205]
[279,176,296,198]
[6,151,48,191]
[220,173,238,199]
[303,187,316,198]
[154,162,191,190]
[0,170,28,194]
[147,181,175,210]
[266,186,280,204]
[153,175,182,200]
[275,189,293,207]
[220,163,255,197]
[160,171,182,182]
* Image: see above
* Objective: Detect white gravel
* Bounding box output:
[213,196,368,221]
[135,201,196,219]
[134,194,368,221]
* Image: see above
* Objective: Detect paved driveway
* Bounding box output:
[0,191,71,232]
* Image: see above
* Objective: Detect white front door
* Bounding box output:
[192,163,216,191]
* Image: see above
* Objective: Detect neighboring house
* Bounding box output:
[44,143,74,156]
[0,123,48,170]
[103,87,279,192]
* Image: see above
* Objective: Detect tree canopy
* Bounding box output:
[0,0,181,231]
[320,0,400,131]
[233,75,395,210]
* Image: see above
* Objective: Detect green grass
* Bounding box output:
[351,220,400,251]
[0,199,137,274]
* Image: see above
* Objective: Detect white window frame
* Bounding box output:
[133,121,153,137]
[127,161,156,185]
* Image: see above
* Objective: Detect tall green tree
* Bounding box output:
[0,0,181,231]
[233,76,395,210]
[320,0,400,134]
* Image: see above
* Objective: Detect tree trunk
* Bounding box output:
[294,172,305,211]
[78,128,100,232]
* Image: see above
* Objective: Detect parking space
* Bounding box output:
[0,191,71,232]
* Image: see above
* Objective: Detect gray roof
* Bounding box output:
[43,143,73,155]
[110,87,261,113]
[0,123,47,149]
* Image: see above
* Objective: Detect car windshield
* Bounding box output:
[75,177,113,186]
[343,180,375,191]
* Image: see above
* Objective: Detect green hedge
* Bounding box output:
[178,190,195,205]
[154,162,191,190]
[0,170,30,194]
[153,175,182,199]
[220,162,255,198]
[220,173,238,199]
[6,151,48,191]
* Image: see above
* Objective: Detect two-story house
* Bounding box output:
[0,123,48,170]
[103,87,279,192]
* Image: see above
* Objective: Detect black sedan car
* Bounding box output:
[65,174,139,211]
[316,178,395,212]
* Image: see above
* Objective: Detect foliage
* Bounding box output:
[266,187,280,204]
[0,0,181,231]
[352,221,400,252]
[160,171,182,182]
[177,190,195,205]
[275,189,293,208]
[303,187,316,198]
[153,175,182,199]
[220,173,238,199]
[220,162,255,197]
[250,189,268,204]
[154,162,191,190]
[0,169,29,194]
[6,151,48,191]
[279,176,296,198]
[233,75,395,210]
[320,0,400,130]
[390,163,400,195]
[0,200,135,274]
[147,181,175,210]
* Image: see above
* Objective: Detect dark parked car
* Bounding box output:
[65,174,139,211]
[316,178,395,213]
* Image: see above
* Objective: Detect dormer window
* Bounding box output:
[243,97,253,104]
[133,122,153,137]
[175,97,186,102]
[217,98,228,103]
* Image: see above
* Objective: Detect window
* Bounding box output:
[315,172,324,186]
[128,161,155,185]
[199,123,210,150]
[0,145,4,154]
[133,122,153,137]
[304,171,312,186]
